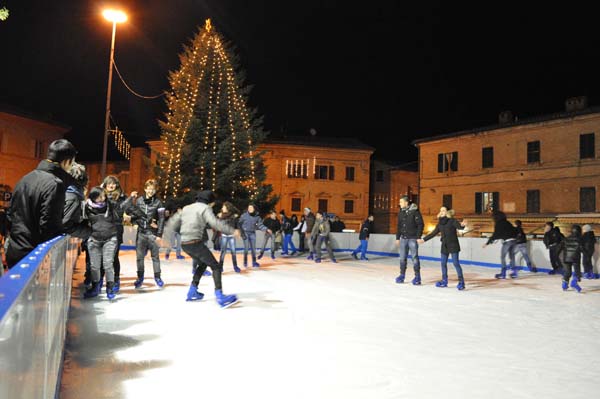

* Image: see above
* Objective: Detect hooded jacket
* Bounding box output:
[422,216,462,254]
[396,203,424,240]
[169,202,235,243]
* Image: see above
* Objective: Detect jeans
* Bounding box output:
[582,253,593,274]
[88,236,118,283]
[353,239,368,259]
[316,235,335,260]
[514,243,532,268]
[440,252,463,280]
[399,238,420,274]
[166,231,182,257]
[136,231,161,278]
[500,240,517,272]
[243,231,257,264]
[297,231,305,252]
[549,245,563,272]
[260,232,275,256]
[181,241,222,290]
[282,233,297,254]
[220,235,237,267]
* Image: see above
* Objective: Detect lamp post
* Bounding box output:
[101,9,127,178]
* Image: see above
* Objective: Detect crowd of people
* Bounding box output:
[1,139,598,304]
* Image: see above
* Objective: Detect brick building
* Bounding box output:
[0,106,70,207]
[413,97,600,232]
[369,160,418,233]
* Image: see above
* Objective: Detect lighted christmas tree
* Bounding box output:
[159,19,276,211]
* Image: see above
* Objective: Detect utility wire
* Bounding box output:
[113,59,164,100]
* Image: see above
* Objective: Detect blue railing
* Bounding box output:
[0,235,80,399]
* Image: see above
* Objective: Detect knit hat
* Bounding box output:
[196,190,216,204]
[583,224,592,233]
[304,207,311,213]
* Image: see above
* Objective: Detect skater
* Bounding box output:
[238,204,270,267]
[352,215,374,261]
[418,207,466,290]
[218,201,241,273]
[84,187,120,300]
[168,190,240,307]
[280,210,297,256]
[514,220,537,273]
[394,196,424,285]
[304,208,317,260]
[258,210,280,260]
[543,222,564,275]
[311,210,337,263]
[294,215,307,253]
[101,175,136,292]
[561,224,583,292]
[582,224,597,279]
[129,179,166,289]
[483,211,518,279]
[165,205,185,260]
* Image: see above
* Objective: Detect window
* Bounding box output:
[315,165,329,179]
[328,165,335,180]
[580,133,595,159]
[318,199,328,213]
[345,166,355,181]
[526,190,540,213]
[442,194,452,210]
[344,200,354,214]
[580,187,596,212]
[376,170,384,182]
[287,161,308,178]
[482,147,494,168]
[33,140,44,159]
[437,151,458,173]
[291,198,301,212]
[527,141,540,163]
[475,192,499,214]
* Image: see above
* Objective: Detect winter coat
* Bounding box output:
[238,211,267,233]
[562,234,582,264]
[515,226,528,245]
[107,192,135,240]
[85,200,120,241]
[312,218,331,238]
[62,185,91,239]
[359,220,374,240]
[130,195,165,237]
[486,219,517,245]
[169,202,235,243]
[264,217,281,233]
[396,203,424,240]
[6,160,72,265]
[543,227,563,249]
[305,212,316,234]
[422,217,462,254]
[582,231,596,256]
[330,220,346,233]
[281,216,295,235]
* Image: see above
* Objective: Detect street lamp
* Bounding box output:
[101,9,127,178]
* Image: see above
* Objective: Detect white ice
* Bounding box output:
[60,250,600,399]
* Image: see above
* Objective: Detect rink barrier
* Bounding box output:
[0,235,80,399]
[120,227,599,273]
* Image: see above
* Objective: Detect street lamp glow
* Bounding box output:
[102,9,127,23]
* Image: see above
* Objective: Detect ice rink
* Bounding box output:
[60,250,600,399]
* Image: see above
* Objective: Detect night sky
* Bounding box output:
[2,1,599,162]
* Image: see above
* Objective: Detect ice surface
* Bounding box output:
[60,251,600,399]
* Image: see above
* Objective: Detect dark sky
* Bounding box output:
[2,0,600,162]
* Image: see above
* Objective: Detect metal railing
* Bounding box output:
[0,235,80,399]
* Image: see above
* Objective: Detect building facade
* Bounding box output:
[414,98,600,223]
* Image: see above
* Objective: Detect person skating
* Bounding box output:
[280,210,297,256]
[258,210,280,260]
[294,215,307,253]
[129,179,166,289]
[311,211,337,263]
[304,208,317,260]
[581,225,597,279]
[238,204,270,267]
[394,196,424,285]
[84,187,121,300]
[418,207,467,290]
[165,205,185,260]
[514,220,537,273]
[168,190,240,308]
[352,215,374,261]
[218,201,241,273]
[561,224,583,292]
[543,222,564,275]
[483,211,518,279]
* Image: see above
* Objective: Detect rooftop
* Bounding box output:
[262,135,375,151]
[0,103,71,131]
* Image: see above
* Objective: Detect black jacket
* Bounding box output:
[85,200,119,241]
[396,204,424,240]
[543,227,563,249]
[62,185,91,239]
[331,220,346,233]
[281,216,295,235]
[264,217,281,233]
[359,220,374,240]
[6,160,71,266]
[423,217,462,254]
[486,219,517,245]
[130,195,165,237]
[582,231,596,256]
[562,234,582,264]
[515,226,527,244]
[107,192,135,239]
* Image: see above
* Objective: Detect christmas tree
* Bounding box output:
[159,19,277,212]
